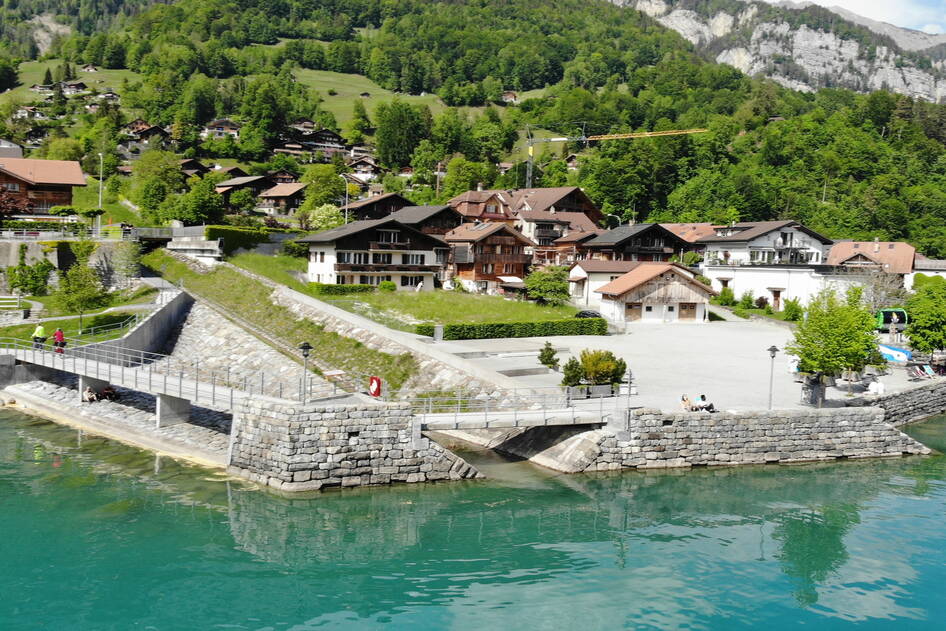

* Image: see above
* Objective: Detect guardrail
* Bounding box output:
[0,336,339,405]
[0,295,24,310]
[74,313,141,339]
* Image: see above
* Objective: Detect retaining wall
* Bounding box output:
[845,380,946,426]
[85,291,193,361]
[228,398,481,492]
[453,407,931,474]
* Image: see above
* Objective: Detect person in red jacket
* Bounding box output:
[53,327,66,354]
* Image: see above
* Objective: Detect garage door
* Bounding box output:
[679,303,696,320]
[626,303,642,321]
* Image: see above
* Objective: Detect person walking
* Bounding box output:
[53,327,66,354]
[31,323,47,349]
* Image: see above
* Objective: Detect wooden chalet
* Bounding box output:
[448,189,516,222]
[201,118,242,140]
[259,182,307,214]
[582,223,690,262]
[387,205,463,236]
[445,222,535,293]
[340,192,411,221]
[179,159,210,178]
[0,158,86,214]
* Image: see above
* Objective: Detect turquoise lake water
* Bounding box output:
[2,410,946,630]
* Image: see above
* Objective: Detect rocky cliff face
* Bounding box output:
[617,0,946,101]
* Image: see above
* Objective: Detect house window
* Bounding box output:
[372,253,392,264]
[495,245,502,254]
[486,204,497,213]
[3,182,19,192]
[645,306,653,312]
[610,275,620,281]
[360,275,392,285]
[378,230,400,243]
[401,275,423,287]
[503,264,513,274]
[482,263,494,274]
[319,252,325,263]
[403,253,425,265]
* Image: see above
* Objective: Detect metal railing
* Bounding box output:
[0,337,339,406]
[74,314,140,339]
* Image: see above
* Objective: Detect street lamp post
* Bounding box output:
[767,345,779,410]
[339,174,349,224]
[97,152,104,235]
[299,341,312,403]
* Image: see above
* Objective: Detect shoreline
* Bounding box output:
[1,385,229,471]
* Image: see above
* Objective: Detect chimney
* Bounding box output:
[874,236,880,253]
[476,182,483,192]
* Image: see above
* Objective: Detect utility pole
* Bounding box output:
[525,124,534,188]
[97,152,104,235]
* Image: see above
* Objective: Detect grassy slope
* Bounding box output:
[294,69,485,126]
[29,286,157,317]
[4,61,142,104]
[0,311,139,344]
[143,250,417,389]
[71,176,140,224]
[228,251,578,330]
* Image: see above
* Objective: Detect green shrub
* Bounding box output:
[378,280,396,292]
[538,341,559,369]
[6,244,56,295]
[764,304,774,315]
[1,220,82,233]
[755,295,769,309]
[731,306,750,319]
[695,274,711,286]
[708,310,726,321]
[561,357,582,386]
[205,225,270,256]
[281,240,309,258]
[782,297,803,321]
[415,318,607,340]
[737,291,755,309]
[579,349,626,385]
[716,286,735,306]
[309,283,376,295]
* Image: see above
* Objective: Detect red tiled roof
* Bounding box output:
[827,241,916,274]
[0,157,85,186]
[659,222,716,243]
[595,263,715,297]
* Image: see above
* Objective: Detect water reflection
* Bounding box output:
[3,410,946,629]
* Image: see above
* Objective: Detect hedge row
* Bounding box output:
[1,221,81,232]
[205,225,271,255]
[415,318,607,340]
[309,283,376,295]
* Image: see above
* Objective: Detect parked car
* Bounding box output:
[575,310,602,319]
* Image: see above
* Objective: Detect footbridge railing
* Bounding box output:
[0,337,338,407]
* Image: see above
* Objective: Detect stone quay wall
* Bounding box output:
[845,380,946,426]
[460,407,932,474]
[228,398,481,492]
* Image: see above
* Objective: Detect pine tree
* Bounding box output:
[538,341,559,369]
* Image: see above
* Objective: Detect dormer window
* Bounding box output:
[378,229,400,243]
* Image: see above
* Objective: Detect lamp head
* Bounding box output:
[299,341,313,358]
[767,345,779,359]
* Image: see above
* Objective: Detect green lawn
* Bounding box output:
[0,311,139,345]
[71,176,140,225]
[29,286,158,317]
[143,250,417,389]
[293,69,484,125]
[228,252,308,291]
[4,60,142,104]
[227,252,578,331]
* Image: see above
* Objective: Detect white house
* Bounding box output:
[702,264,875,310]
[297,218,447,290]
[595,262,716,326]
[698,220,832,266]
[568,260,656,311]
[907,256,946,290]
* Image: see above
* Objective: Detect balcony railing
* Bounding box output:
[335,263,441,273]
[369,241,413,250]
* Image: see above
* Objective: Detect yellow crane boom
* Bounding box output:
[524,127,708,186]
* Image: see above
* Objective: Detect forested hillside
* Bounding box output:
[3,0,946,256]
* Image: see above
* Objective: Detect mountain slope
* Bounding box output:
[617,0,946,101]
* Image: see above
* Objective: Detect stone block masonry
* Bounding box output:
[463,407,931,474]
[846,379,946,426]
[228,399,481,492]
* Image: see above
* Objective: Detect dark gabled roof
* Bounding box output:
[697,221,833,245]
[215,175,271,188]
[296,218,445,249]
[340,192,411,211]
[569,260,645,275]
[584,223,677,248]
[388,205,458,224]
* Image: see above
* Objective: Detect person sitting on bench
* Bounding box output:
[696,394,716,413]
